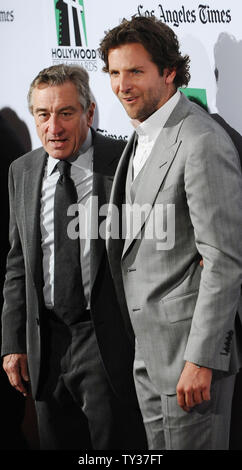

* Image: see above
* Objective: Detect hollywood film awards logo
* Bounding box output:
[52,0,97,72]
[55,0,87,47]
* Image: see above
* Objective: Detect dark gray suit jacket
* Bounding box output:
[1,130,138,406]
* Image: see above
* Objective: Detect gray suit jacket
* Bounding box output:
[107,93,242,394]
[1,130,140,405]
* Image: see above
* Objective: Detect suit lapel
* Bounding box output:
[108,134,135,212]
[23,149,47,300]
[106,136,134,278]
[90,130,124,293]
[90,172,114,292]
[122,129,182,256]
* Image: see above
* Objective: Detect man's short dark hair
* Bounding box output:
[99,16,190,88]
[28,64,93,114]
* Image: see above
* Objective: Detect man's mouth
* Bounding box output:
[48,138,68,148]
[122,96,138,103]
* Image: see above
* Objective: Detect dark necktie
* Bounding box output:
[54,160,86,322]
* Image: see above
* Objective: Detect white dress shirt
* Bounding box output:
[40,129,93,309]
[131,90,180,179]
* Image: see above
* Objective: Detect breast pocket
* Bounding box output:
[161,290,198,323]
[156,183,185,204]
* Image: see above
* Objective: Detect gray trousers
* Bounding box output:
[134,343,235,450]
[35,312,144,450]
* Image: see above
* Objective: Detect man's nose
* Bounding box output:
[48,114,63,135]
[119,73,132,93]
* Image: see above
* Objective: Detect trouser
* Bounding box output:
[134,343,235,450]
[35,311,145,450]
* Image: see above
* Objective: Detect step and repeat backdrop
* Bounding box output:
[0,0,242,150]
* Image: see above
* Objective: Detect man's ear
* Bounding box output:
[164,68,177,85]
[87,102,96,127]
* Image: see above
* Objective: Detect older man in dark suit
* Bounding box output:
[1,64,146,450]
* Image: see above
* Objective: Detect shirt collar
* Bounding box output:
[131,90,181,142]
[47,128,93,176]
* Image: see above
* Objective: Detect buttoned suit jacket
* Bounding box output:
[107,93,242,395]
[1,129,139,406]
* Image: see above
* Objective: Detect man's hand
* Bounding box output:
[3,353,29,397]
[176,361,212,412]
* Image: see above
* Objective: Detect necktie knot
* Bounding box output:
[57,160,70,181]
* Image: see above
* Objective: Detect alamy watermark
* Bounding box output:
[66,196,175,250]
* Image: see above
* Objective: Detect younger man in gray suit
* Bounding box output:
[99,16,242,449]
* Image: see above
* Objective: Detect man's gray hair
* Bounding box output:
[27,64,93,114]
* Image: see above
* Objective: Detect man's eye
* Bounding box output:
[38,113,48,120]
[61,112,72,117]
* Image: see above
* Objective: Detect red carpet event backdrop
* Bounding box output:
[0,0,242,148]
